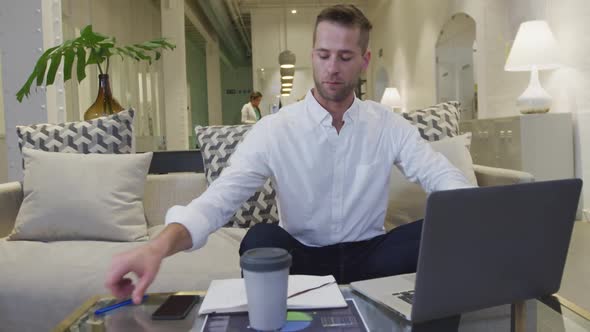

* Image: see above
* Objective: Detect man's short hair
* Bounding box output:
[313,5,373,54]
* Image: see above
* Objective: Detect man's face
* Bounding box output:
[312,21,370,103]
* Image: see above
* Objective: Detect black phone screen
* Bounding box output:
[151,295,201,320]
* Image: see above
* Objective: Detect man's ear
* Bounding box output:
[362,50,371,70]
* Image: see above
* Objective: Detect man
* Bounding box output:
[106,5,472,305]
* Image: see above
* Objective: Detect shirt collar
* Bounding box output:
[305,89,360,128]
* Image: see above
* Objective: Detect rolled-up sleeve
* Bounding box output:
[165,119,273,251]
[392,116,474,193]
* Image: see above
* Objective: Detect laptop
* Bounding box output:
[351,179,582,323]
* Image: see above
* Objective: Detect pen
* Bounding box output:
[94,295,148,315]
[287,281,336,299]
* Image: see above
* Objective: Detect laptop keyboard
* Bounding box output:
[392,290,415,305]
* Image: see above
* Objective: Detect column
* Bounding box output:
[206,40,223,125]
[161,0,189,150]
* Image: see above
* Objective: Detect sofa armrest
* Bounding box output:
[0,182,23,238]
[474,164,534,187]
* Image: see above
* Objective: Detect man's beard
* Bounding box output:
[313,73,358,102]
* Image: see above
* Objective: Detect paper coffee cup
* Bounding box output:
[240,248,292,331]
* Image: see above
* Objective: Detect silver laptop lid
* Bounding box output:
[411,179,582,323]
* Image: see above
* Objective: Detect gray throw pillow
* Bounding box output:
[8,148,153,242]
[195,125,279,228]
[16,109,135,155]
[402,101,461,141]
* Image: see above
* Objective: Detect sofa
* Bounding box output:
[0,162,534,331]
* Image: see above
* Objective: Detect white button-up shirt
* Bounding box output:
[166,90,473,251]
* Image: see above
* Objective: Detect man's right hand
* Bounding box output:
[105,243,165,304]
[104,223,193,304]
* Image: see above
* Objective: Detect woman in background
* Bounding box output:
[241,91,262,124]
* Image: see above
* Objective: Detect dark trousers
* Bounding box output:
[239,220,423,284]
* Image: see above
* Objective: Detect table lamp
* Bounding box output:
[504,20,561,114]
[380,87,402,111]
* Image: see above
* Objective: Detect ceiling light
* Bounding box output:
[281,83,293,87]
[280,67,295,78]
[283,87,292,92]
[281,93,290,96]
[279,50,296,68]
[291,9,297,14]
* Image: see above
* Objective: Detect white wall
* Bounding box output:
[0,52,6,183]
[368,0,590,218]
[544,0,590,220]
[0,0,49,181]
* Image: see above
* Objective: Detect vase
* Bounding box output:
[84,74,124,120]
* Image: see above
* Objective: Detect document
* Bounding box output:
[201,299,369,332]
[198,275,346,315]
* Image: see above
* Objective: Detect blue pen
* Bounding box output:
[94,295,148,315]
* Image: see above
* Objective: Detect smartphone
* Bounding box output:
[151,295,201,320]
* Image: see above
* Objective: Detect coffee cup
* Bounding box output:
[240,247,292,331]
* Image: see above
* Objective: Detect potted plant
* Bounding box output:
[16,25,175,120]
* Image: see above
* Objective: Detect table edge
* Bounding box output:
[52,291,206,331]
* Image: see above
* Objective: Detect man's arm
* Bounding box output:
[105,223,191,304]
[392,116,474,192]
[165,119,273,250]
[106,119,273,302]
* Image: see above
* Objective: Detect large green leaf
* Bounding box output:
[63,49,76,81]
[80,25,93,38]
[86,48,101,65]
[34,45,60,86]
[76,47,87,82]
[16,23,176,103]
[80,25,109,46]
[16,74,36,102]
[114,47,133,60]
[34,57,49,86]
[45,52,63,85]
[125,46,151,62]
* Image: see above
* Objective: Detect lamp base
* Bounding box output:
[520,108,550,114]
[516,66,552,115]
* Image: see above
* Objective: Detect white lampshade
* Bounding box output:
[505,20,560,72]
[380,87,402,109]
[505,20,560,114]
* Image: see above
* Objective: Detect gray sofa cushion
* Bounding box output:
[144,173,208,228]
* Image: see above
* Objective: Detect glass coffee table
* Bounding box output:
[54,287,590,332]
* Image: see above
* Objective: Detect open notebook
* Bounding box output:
[198,275,347,315]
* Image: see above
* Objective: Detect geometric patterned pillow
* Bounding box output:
[402,101,461,142]
[16,109,135,155]
[195,124,279,228]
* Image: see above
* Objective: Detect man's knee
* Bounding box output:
[239,223,293,256]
